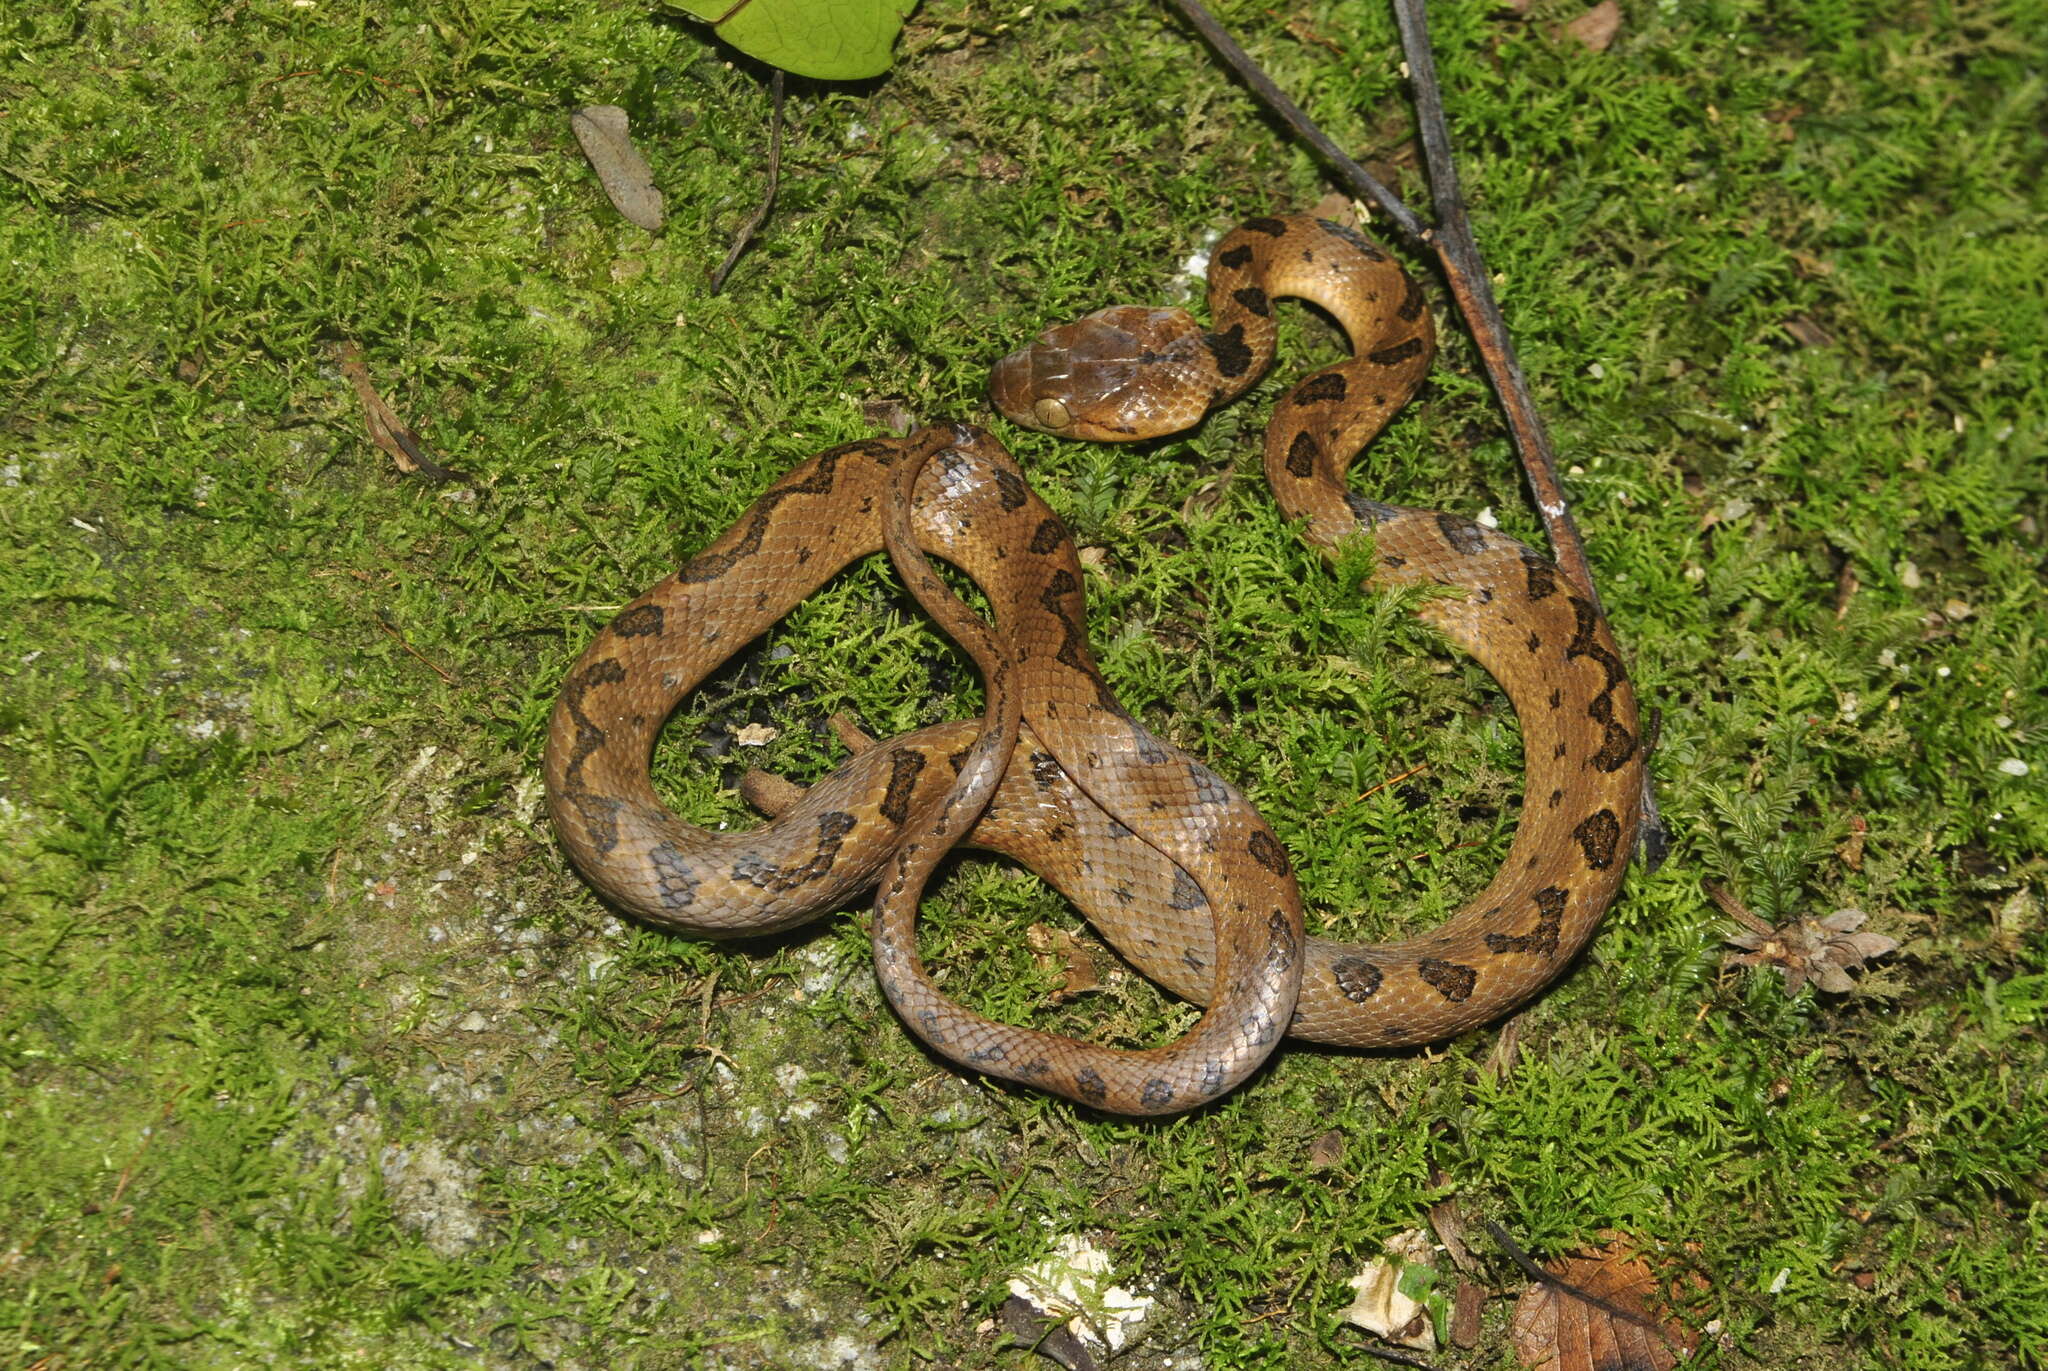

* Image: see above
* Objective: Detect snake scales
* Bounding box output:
[542,213,1645,1115]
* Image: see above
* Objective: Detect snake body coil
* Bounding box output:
[543,213,1645,1112]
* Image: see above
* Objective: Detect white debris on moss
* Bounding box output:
[1006,1233,1153,1353]
[1338,1228,1438,1352]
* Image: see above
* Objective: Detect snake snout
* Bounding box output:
[988,344,1059,432]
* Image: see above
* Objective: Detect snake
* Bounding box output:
[542,211,1645,1111]
[544,424,1302,1114]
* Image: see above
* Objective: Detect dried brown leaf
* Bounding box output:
[1511,1243,1699,1371]
[1026,924,1101,1002]
[1310,191,1359,227]
[335,342,465,482]
[1785,313,1836,349]
[1837,815,1867,870]
[1562,1,1622,52]
[1720,903,1897,995]
[1452,1276,1488,1348]
[572,104,665,231]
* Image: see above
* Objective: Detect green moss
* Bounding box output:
[2,0,2043,1366]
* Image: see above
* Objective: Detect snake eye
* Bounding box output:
[1032,397,1072,431]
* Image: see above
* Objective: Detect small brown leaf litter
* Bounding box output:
[571,105,665,231]
[1708,882,1898,995]
[335,342,467,482]
[1511,1241,1702,1371]
[1836,815,1868,870]
[860,396,917,436]
[1561,1,1622,52]
[1026,924,1101,1001]
[1784,313,1836,349]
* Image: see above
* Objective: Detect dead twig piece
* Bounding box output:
[103,1087,190,1213]
[1425,1184,1479,1273]
[374,611,459,685]
[1164,0,1425,242]
[1395,0,1667,862]
[1390,0,1597,609]
[1450,1276,1487,1349]
[709,69,786,294]
[335,341,467,482]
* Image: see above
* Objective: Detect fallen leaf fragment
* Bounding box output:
[1426,1189,1477,1272]
[335,342,466,482]
[1784,313,1835,349]
[1511,1243,1700,1371]
[1837,815,1867,870]
[1339,1228,1439,1352]
[1310,191,1360,228]
[572,104,665,231]
[1709,883,1898,995]
[1562,0,1621,51]
[1990,888,2038,955]
[1452,1276,1487,1349]
[861,396,916,435]
[1026,924,1101,1001]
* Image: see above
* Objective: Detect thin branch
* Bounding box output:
[1389,0,1599,611]
[1167,0,1595,605]
[708,69,785,294]
[1163,0,1427,244]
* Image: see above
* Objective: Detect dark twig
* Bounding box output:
[1163,0,1426,243]
[1166,0,1593,603]
[374,610,459,685]
[708,69,785,294]
[1388,0,1598,610]
[1168,0,1667,861]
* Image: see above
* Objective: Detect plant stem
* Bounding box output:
[709,69,785,295]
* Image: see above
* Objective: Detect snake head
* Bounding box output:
[990,306,1208,443]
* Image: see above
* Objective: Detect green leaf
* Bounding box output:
[668,0,919,80]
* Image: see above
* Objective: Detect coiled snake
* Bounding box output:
[542,213,1645,1115]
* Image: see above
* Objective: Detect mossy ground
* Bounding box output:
[3,1,2044,1367]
